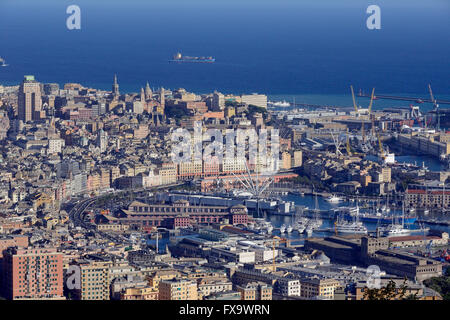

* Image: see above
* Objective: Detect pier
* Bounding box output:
[358,93,450,105]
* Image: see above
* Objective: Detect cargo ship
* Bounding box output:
[169,52,215,63]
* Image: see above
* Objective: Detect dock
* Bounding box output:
[358,93,450,105]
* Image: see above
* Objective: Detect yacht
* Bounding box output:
[326,195,343,203]
[265,224,274,233]
[280,224,286,233]
[286,225,293,233]
[335,218,368,234]
[334,205,368,235]
[307,218,322,229]
[305,226,313,236]
[380,224,410,237]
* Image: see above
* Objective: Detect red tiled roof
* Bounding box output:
[390,235,440,242]
[407,189,426,194]
[407,189,450,195]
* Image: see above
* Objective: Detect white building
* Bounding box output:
[241,94,267,109]
[48,138,65,154]
[277,278,301,297]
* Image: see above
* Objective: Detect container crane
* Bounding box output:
[350,86,375,145]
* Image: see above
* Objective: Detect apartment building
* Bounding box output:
[158,278,198,300]
[236,281,273,300]
[2,247,64,300]
[300,278,340,300]
[74,260,111,300]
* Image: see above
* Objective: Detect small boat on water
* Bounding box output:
[326,195,343,203]
[0,57,8,67]
[268,100,291,108]
[286,225,293,233]
[280,224,286,233]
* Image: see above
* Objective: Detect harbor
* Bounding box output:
[155,191,448,243]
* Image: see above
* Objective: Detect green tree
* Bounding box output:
[363,279,411,300]
[423,269,450,300]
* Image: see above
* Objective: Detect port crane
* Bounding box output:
[377,132,386,161]
[350,86,375,150]
[428,84,440,131]
[271,236,288,271]
[346,129,352,156]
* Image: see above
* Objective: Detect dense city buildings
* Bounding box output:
[0,73,448,303]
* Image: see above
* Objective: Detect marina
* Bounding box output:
[157,191,446,242]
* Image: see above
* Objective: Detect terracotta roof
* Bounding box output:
[389,235,440,242]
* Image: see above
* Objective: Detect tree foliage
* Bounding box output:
[423,269,450,300]
[363,279,414,300]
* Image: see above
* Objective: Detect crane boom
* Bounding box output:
[346,130,351,156]
[350,85,358,114]
[428,84,435,104]
[377,132,384,159]
[368,88,375,115]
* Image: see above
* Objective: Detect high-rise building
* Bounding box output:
[18,75,43,122]
[71,261,111,300]
[2,247,64,300]
[112,74,120,97]
[212,91,225,111]
[96,129,108,153]
[291,150,303,167]
[159,87,165,109]
[0,110,9,140]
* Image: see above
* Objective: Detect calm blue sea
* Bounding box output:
[0,0,449,99]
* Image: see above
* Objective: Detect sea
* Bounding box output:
[0,0,449,99]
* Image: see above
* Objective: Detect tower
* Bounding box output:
[140,87,145,102]
[112,74,120,97]
[18,75,43,122]
[96,129,108,153]
[145,81,152,100]
[159,87,165,112]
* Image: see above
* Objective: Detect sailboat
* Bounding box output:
[380,202,410,237]
[286,225,293,233]
[335,202,368,234]
[310,192,323,228]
